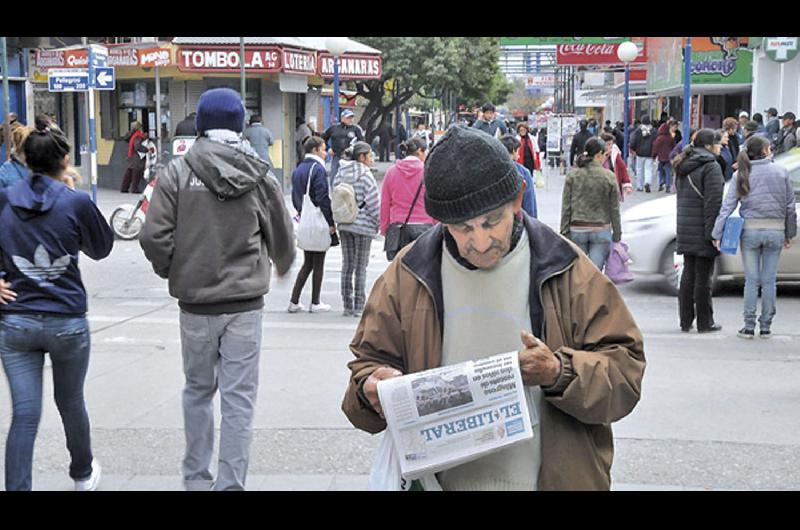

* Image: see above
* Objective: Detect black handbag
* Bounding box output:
[384,179,432,260]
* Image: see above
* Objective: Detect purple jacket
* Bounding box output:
[652,123,676,162]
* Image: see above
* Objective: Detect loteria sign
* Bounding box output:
[557,41,647,65]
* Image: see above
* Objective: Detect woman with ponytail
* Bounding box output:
[0,124,32,188]
[560,137,622,270]
[712,135,797,338]
[674,128,724,333]
[0,115,113,490]
[379,136,435,260]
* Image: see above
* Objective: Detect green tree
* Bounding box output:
[349,37,508,141]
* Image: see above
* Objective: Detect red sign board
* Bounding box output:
[177,46,281,73]
[318,53,382,80]
[36,46,172,68]
[557,41,647,65]
[282,48,317,75]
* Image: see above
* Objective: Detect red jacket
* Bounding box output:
[517,135,540,170]
[604,147,631,201]
[652,123,676,162]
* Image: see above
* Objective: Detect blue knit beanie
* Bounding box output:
[195,88,245,134]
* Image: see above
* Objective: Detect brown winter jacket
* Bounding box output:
[341,215,646,490]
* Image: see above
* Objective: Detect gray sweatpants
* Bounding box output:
[179,309,263,491]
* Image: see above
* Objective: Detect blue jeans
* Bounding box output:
[740,229,785,331]
[569,229,612,271]
[0,314,93,491]
[658,161,673,191]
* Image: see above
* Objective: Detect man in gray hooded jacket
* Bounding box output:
[140,88,295,491]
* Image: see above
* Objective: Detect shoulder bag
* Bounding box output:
[384,178,432,260]
[295,163,332,252]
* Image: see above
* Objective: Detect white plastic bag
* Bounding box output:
[295,163,331,252]
[367,433,442,491]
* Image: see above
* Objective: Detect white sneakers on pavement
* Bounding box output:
[310,302,331,313]
[74,460,101,491]
[287,302,306,313]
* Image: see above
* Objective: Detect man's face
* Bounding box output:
[483,111,495,122]
[445,199,521,270]
[784,118,794,128]
[342,115,353,126]
[740,117,748,127]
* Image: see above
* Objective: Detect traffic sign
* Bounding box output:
[48,69,89,92]
[765,37,799,63]
[90,44,108,67]
[93,66,115,90]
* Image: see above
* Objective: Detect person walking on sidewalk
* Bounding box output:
[333,142,379,317]
[341,125,645,491]
[0,116,113,491]
[712,135,797,339]
[629,115,656,192]
[288,137,337,313]
[653,120,677,192]
[472,102,508,138]
[244,114,275,168]
[500,134,538,219]
[120,122,149,193]
[322,109,364,187]
[773,112,798,155]
[569,119,593,167]
[515,122,540,176]
[140,88,296,491]
[0,124,32,189]
[600,132,633,201]
[672,129,725,333]
[560,137,622,270]
[380,136,435,260]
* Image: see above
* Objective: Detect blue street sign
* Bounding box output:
[90,45,108,67]
[93,66,115,90]
[48,69,89,92]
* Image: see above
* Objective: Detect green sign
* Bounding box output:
[764,37,799,62]
[687,48,752,85]
[500,37,629,46]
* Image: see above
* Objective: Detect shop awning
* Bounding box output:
[650,83,753,97]
[171,37,381,55]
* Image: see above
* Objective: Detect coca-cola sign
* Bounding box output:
[557,42,646,65]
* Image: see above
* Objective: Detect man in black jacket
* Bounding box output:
[322,109,364,186]
[630,116,656,192]
[174,113,197,136]
[569,120,593,166]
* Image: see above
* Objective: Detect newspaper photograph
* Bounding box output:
[376,351,534,480]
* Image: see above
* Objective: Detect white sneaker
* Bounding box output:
[287,302,306,313]
[310,302,331,313]
[75,460,101,491]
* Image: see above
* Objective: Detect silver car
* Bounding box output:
[622,150,800,295]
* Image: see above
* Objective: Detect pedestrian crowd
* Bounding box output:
[0,92,796,492]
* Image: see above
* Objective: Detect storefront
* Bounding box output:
[646,37,753,129]
[29,38,382,191]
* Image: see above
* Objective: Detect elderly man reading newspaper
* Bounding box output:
[341,125,646,491]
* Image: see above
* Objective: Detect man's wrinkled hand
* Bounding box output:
[363,366,403,418]
[519,330,560,387]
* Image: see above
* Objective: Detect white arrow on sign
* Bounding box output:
[96,70,113,87]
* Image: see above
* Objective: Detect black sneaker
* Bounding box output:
[759,329,772,339]
[680,325,693,332]
[697,324,722,333]
[644,184,651,193]
[737,328,755,339]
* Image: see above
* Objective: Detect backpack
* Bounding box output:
[331,181,360,224]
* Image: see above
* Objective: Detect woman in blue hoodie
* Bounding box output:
[0,115,113,491]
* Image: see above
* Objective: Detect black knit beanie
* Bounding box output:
[424,125,522,224]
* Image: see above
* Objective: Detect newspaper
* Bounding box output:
[376,351,534,480]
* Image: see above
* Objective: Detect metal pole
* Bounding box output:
[333,55,340,125]
[87,45,98,203]
[239,37,246,101]
[394,80,400,160]
[623,64,630,165]
[155,63,161,161]
[682,37,693,144]
[1,37,10,161]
